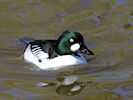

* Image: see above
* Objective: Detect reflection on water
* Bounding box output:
[0,0,133,100]
[36,75,86,96]
[56,76,86,96]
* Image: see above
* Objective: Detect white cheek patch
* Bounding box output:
[70,43,80,52]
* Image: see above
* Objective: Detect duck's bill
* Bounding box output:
[79,45,94,55]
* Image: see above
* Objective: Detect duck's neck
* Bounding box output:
[55,40,71,55]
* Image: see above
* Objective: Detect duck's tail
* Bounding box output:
[18,37,34,48]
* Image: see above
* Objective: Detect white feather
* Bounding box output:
[24,45,87,70]
[38,51,49,59]
[70,43,80,52]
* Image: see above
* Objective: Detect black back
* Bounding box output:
[29,40,58,59]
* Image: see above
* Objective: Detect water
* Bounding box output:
[0,0,133,100]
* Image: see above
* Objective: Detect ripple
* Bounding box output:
[0,0,133,99]
[116,0,127,4]
[113,88,133,95]
[59,11,68,17]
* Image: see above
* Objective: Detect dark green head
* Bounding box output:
[56,30,94,56]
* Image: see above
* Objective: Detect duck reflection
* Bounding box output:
[56,75,85,96]
[36,75,87,96]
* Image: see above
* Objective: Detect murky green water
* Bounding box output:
[0,0,133,100]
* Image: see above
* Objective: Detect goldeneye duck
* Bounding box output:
[21,30,94,70]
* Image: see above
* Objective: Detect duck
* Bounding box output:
[20,30,94,70]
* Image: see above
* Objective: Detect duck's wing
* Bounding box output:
[30,40,58,61]
[29,40,49,61]
[41,40,58,59]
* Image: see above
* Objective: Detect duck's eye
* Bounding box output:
[69,38,74,43]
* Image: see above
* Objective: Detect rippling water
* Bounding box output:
[0,0,133,100]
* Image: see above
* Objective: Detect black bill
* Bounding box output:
[79,44,94,55]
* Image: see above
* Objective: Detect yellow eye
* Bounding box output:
[70,38,74,42]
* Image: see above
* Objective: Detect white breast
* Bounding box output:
[24,45,87,70]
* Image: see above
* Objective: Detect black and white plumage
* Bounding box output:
[27,40,58,62]
[19,30,94,70]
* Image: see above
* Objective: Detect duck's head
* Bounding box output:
[56,30,94,56]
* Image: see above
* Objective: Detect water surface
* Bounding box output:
[0,0,133,100]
